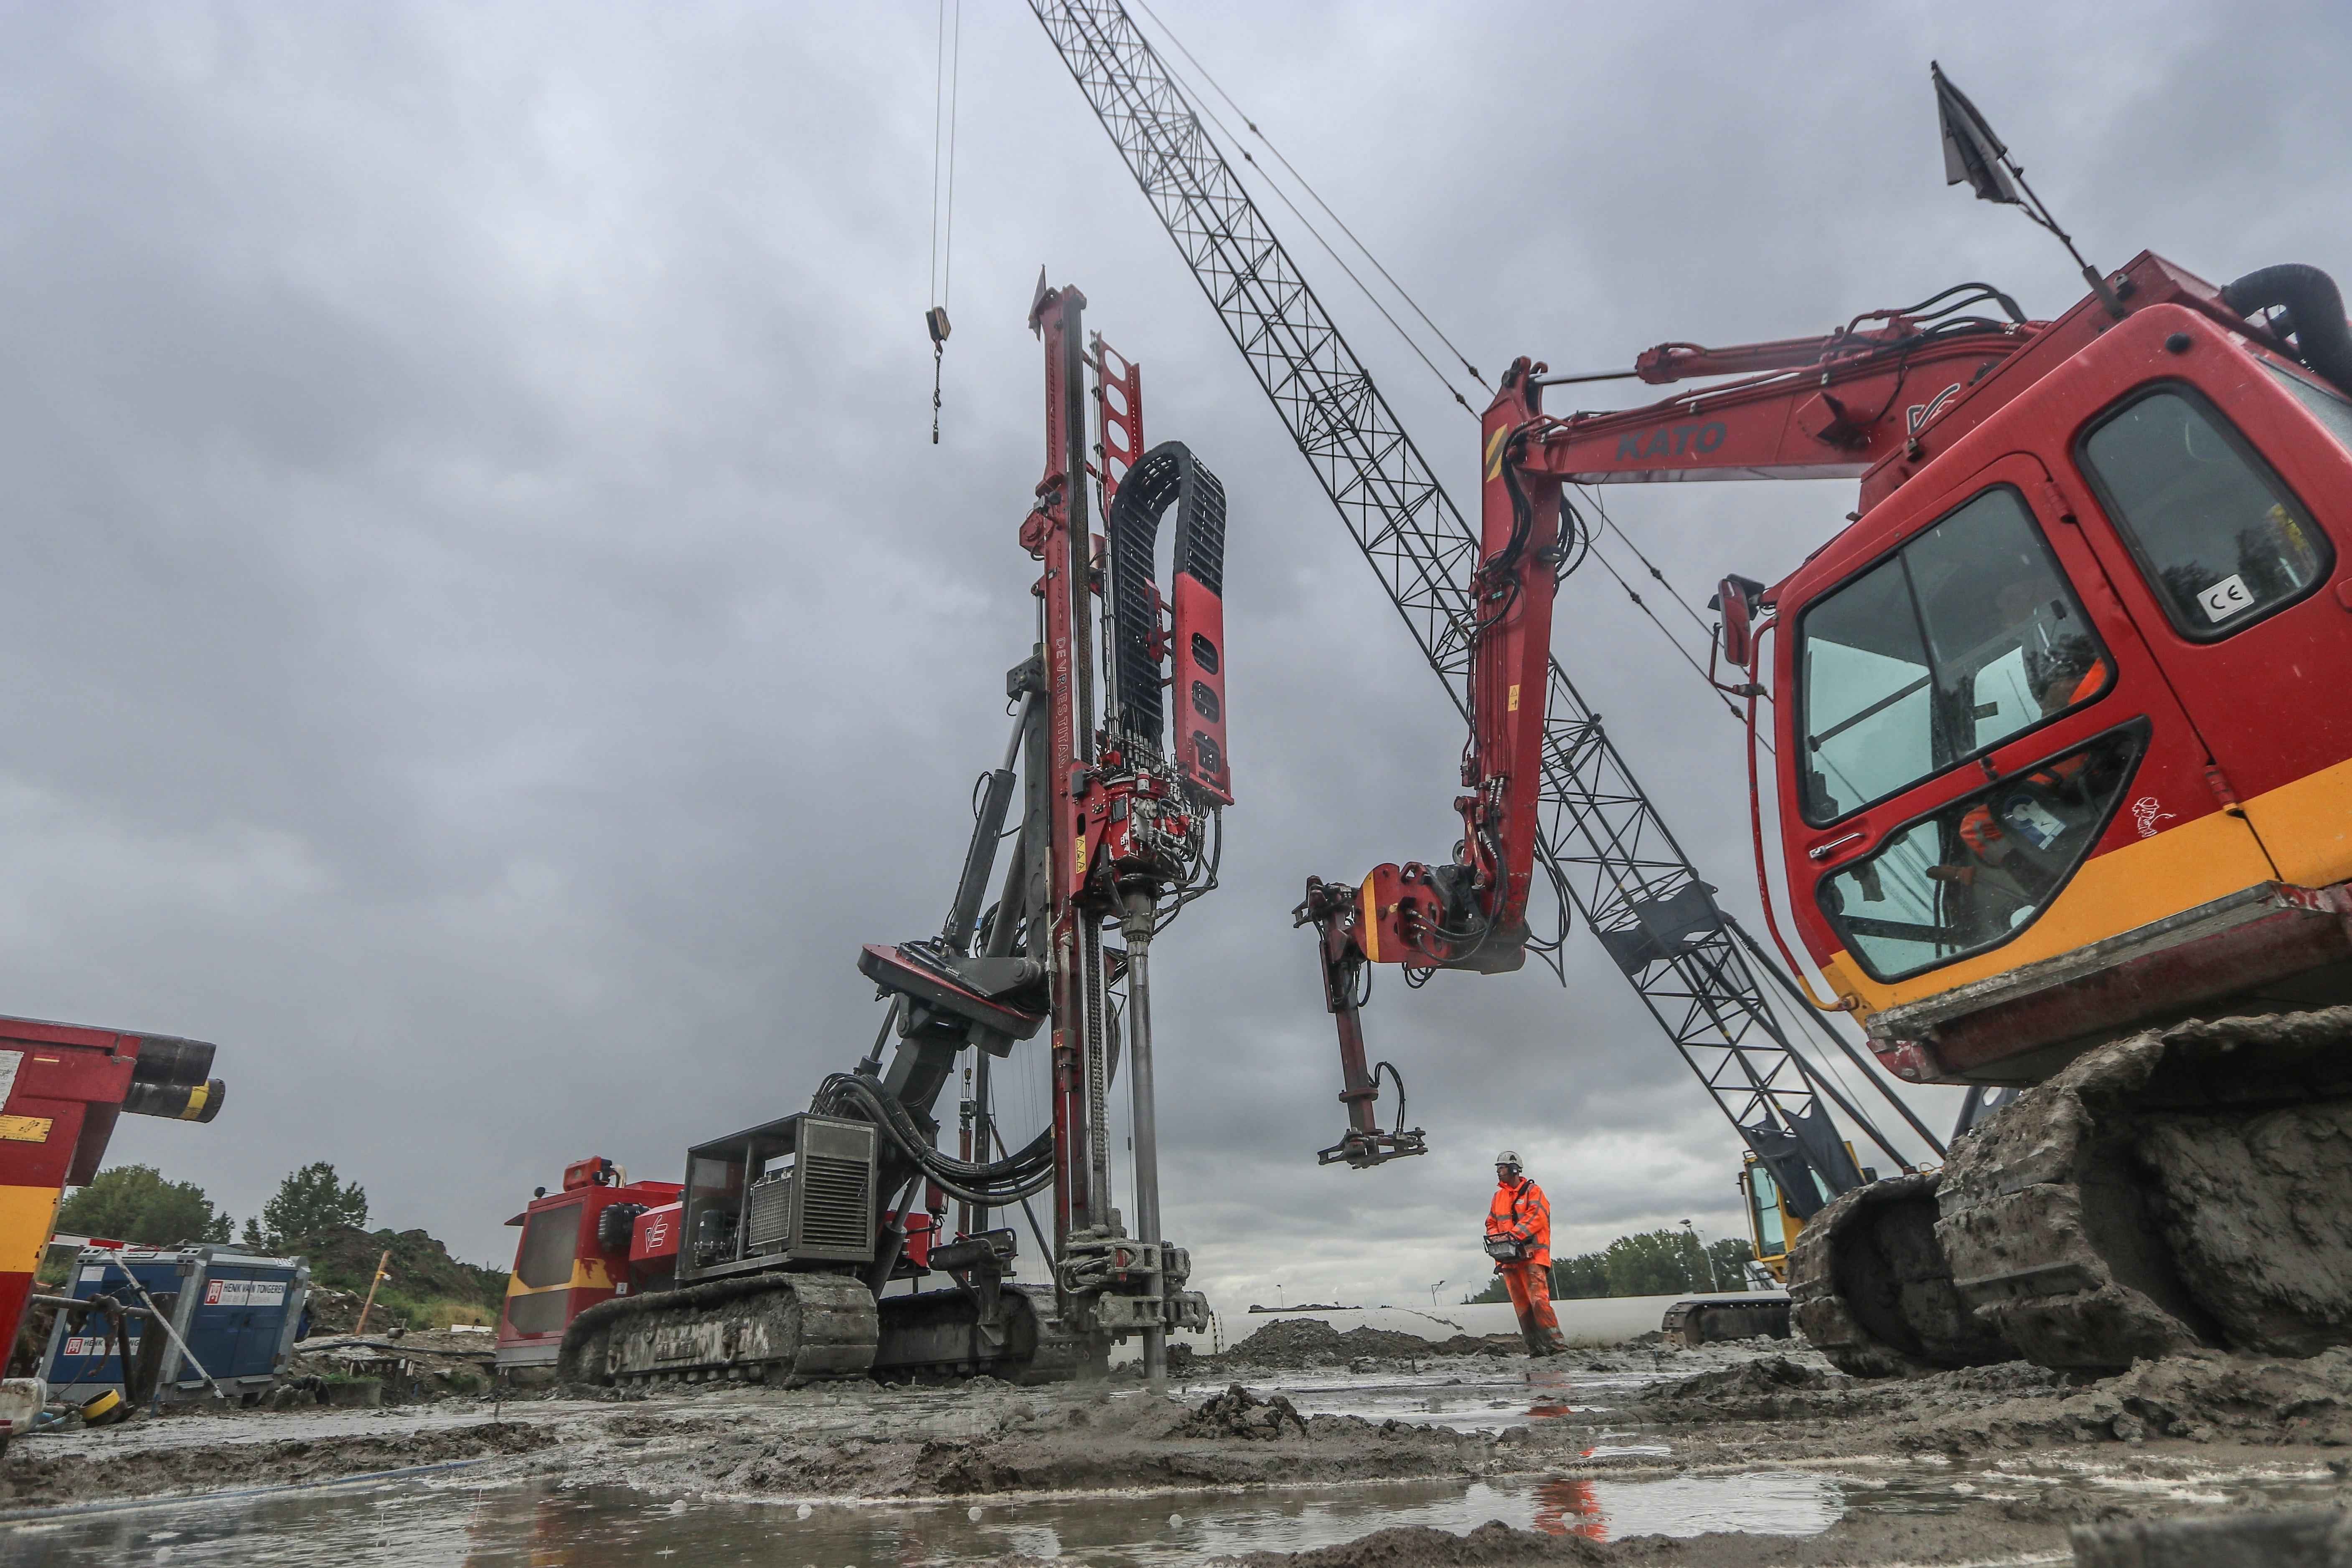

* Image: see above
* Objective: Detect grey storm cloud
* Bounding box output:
[5,0,2347,1310]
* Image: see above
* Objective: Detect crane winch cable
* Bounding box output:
[1121,0,1483,417]
[1575,537,1743,722]
[1575,487,1724,647]
[1126,0,1490,399]
[925,0,963,444]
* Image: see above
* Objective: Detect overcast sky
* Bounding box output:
[11,1,2349,1314]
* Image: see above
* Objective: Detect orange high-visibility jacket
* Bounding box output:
[1486,1176,1552,1269]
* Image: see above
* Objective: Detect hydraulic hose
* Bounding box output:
[818,1072,1055,1179]
[2222,264,2352,398]
[813,1073,1057,1205]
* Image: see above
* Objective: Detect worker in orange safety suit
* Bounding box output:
[1486,1151,1567,1357]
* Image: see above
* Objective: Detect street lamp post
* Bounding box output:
[1681,1219,1719,1293]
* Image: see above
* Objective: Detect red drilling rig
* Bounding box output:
[501,283,1222,1389]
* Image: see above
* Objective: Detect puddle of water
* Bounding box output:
[0,1470,1846,1565]
[1223,1363,1656,1435]
[14,1455,2342,1565]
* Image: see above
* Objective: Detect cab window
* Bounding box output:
[1745,1164,1788,1257]
[514,1202,583,1289]
[2077,385,2331,638]
[1798,486,2109,824]
[1817,726,2144,981]
[2262,360,2352,457]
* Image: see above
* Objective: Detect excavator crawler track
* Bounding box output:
[1794,1006,2352,1377]
[1937,1006,2352,1372]
[556,1272,878,1390]
[874,1282,1094,1384]
[1661,1294,1792,1347]
[1788,1169,2014,1377]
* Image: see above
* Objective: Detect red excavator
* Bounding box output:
[1034,9,2352,1377]
[1483,254,2352,1374]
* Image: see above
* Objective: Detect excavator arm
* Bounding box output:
[1300,290,2039,1169]
[1531,290,2037,485]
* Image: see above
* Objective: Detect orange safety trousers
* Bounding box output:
[1497,1260,1565,1356]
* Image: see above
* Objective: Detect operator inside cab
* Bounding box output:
[1924,604,2112,930]
[1485,1151,1567,1358]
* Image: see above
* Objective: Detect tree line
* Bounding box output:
[1467,1226,1754,1304]
[53,1159,370,1253]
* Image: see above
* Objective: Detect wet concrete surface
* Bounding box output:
[7,1338,2352,1563]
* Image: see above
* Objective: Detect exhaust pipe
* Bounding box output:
[2222,264,2352,398]
[125,1034,224,1122]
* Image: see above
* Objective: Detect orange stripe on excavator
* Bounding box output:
[1359,872,1382,963]
[1827,757,2352,1021]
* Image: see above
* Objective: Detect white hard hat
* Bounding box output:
[1494,1150,1522,1168]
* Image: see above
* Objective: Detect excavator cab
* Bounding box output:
[1738,1146,1864,1286]
[1765,258,2352,1085]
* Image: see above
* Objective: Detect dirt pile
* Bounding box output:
[1211,1513,2082,1567]
[285,1331,496,1403]
[1946,1347,2352,1449]
[1224,1319,1504,1369]
[1632,1355,1854,1422]
[0,1419,552,1511]
[293,1226,507,1315]
[2070,1509,2352,1567]
[1178,1383,1308,1439]
[608,1380,1489,1501]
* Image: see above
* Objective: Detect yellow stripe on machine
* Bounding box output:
[2238,751,2352,890]
[503,1257,614,1299]
[1359,873,1382,963]
[0,1184,63,1277]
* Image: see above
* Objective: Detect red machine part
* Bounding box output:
[1170,572,1231,805]
[498,1169,683,1354]
[1094,335,1144,508]
[562,1156,622,1192]
[1304,377,1567,989]
[886,1209,938,1272]
[1077,761,1201,905]
[628,1200,681,1282]
[0,1017,224,1354]
[1307,251,2352,1158]
[1028,280,1099,1249]
[1528,318,2038,487]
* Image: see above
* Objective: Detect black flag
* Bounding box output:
[1932,62,2020,206]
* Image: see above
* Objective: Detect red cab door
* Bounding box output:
[1777,450,2273,1038]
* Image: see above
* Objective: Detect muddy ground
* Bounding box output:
[9,1320,2352,1564]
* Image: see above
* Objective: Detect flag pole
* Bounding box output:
[1932,62,2124,319]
